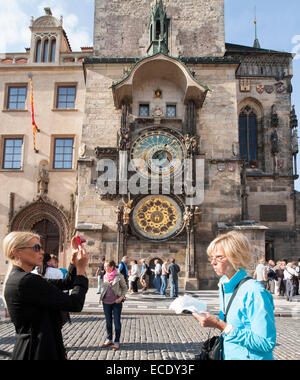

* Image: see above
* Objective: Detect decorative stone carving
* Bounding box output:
[291,129,299,155]
[79,143,86,158]
[271,105,279,128]
[122,199,133,226]
[184,134,198,157]
[290,105,298,129]
[37,162,49,196]
[271,130,279,155]
[9,196,71,246]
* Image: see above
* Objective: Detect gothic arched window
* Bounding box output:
[35,39,41,62]
[155,20,161,40]
[42,39,49,62]
[50,38,56,62]
[239,106,258,163]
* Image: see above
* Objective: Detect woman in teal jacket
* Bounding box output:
[193,231,276,360]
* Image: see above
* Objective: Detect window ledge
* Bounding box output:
[52,108,78,112]
[49,169,76,172]
[0,169,24,172]
[2,109,28,113]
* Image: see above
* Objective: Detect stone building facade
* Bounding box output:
[0,8,93,279]
[77,0,299,289]
[0,1,299,289]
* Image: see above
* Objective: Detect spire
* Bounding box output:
[253,6,261,49]
[147,0,169,55]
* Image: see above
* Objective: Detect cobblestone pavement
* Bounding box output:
[0,315,299,360]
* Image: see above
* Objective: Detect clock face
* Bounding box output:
[132,195,183,240]
[130,130,185,179]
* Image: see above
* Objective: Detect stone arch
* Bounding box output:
[148,257,163,289]
[9,196,71,260]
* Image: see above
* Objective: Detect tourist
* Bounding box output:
[3,232,89,360]
[160,259,169,296]
[96,257,106,294]
[152,259,162,294]
[140,259,150,291]
[100,260,127,351]
[266,260,277,294]
[192,231,276,360]
[33,253,63,279]
[168,258,180,298]
[253,258,268,289]
[128,260,140,294]
[118,256,129,286]
[284,262,299,301]
[274,261,284,296]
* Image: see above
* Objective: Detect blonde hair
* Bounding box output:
[207,231,253,271]
[3,231,40,262]
[2,231,40,304]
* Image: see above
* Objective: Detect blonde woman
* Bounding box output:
[3,231,89,360]
[192,231,276,360]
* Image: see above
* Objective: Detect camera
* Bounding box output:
[72,235,86,249]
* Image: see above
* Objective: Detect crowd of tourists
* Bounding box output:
[1,230,296,360]
[254,259,300,301]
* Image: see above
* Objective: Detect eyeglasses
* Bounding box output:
[19,244,43,252]
[210,255,227,263]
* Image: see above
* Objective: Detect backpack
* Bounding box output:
[119,262,128,278]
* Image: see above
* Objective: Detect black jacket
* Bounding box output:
[4,265,88,360]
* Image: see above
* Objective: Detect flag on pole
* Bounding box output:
[28,73,39,153]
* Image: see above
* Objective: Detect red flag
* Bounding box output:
[29,75,39,153]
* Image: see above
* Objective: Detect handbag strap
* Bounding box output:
[223,277,252,323]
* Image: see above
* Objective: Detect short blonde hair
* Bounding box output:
[3,231,41,261]
[2,231,41,306]
[207,231,253,271]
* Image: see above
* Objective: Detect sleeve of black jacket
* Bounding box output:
[46,264,78,291]
[19,272,89,313]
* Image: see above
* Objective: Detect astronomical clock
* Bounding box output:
[129,129,186,241]
[130,130,185,180]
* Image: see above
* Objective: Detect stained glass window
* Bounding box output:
[239,107,258,163]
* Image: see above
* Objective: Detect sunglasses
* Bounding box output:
[19,244,43,252]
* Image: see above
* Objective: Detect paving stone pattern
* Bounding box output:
[1,315,299,360]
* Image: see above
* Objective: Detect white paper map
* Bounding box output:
[169,295,207,314]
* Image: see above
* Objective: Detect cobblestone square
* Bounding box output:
[1,315,299,360]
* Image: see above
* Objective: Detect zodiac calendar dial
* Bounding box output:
[130,130,185,179]
[132,195,183,240]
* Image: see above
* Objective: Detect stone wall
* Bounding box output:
[94,0,225,58]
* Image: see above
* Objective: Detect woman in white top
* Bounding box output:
[128,260,140,293]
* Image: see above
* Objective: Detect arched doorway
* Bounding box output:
[9,196,71,267]
[32,219,60,256]
[148,257,163,289]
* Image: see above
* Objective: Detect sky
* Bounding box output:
[0,0,299,189]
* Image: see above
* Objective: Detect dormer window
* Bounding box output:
[34,37,56,63]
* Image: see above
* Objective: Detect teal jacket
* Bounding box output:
[218,269,276,360]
